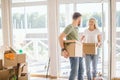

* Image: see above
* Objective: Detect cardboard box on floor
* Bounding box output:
[18,74,28,80]
[9,68,18,80]
[83,43,97,55]
[0,69,10,80]
[18,63,28,77]
[17,54,26,64]
[0,59,3,70]
[4,53,17,68]
[17,54,27,78]
[64,40,83,57]
[22,64,28,74]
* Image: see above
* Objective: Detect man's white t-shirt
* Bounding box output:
[83,29,100,43]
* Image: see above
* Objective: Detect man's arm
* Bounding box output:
[59,26,71,58]
[59,32,69,58]
[59,32,66,49]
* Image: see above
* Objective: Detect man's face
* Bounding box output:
[76,17,81,27]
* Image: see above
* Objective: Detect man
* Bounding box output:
[59,12,84,80]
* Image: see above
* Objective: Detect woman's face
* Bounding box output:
[89,19,95,29]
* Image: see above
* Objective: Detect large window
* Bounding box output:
[0,0,118,79]
[59,3,103,78]
[12,1,49,75]
[59,2,109,79]
[115,2,120,77]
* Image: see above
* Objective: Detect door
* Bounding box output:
[58,0,109,79]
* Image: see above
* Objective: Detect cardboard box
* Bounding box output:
[22,64,28,74]
[64,40,83,57]
[18,74,28,80]
[0,69,10,80]
[18,63,28,77]
[9,68,18,80]
[83,43,97,55]
[17,54,26,64]
[0,59,3,70]
[4,52,17,68]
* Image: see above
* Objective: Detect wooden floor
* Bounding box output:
[30,77,69,80]
[30,77,88,80]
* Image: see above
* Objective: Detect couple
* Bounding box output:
[59,12,101,80]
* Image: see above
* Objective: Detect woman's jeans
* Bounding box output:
[69,57,84,80]
[85,54,98,80]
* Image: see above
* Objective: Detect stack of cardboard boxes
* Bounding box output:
[0,50,28,80]
[0,59,10,80]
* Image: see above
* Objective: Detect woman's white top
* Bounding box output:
[83,29,100,43]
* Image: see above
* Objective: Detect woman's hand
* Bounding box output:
[80,36,85,43]
[97,34,101,47]
[96,42,101,47]
[62,50,69,58]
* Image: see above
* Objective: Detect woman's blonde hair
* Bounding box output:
[88,17,98,29]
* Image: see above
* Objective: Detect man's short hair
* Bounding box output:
[72,12,82,20]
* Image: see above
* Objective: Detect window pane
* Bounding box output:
[12,6,49,75]
[12,0,47,3]
[102,2,109,79]
[116,2,120,77]
[77,3,103,77]
[59,4,73,29]
[0,0,3,59]
[76,3,109,79]
[0,9,2,47]
[59,4,74,77]
[77,3,102,28]
[12,6,47,29]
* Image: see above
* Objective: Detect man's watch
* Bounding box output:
[61,48,66,51]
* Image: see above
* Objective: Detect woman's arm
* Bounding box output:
[97,34,101,43]
[81,31,86,42]
[97,34,102,47]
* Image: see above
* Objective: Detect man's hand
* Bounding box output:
[62,50,69,58]
[59,32,68,58]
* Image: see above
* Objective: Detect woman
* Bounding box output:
[81,18,101,80]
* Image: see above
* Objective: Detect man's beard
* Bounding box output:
[78,23,80,27]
